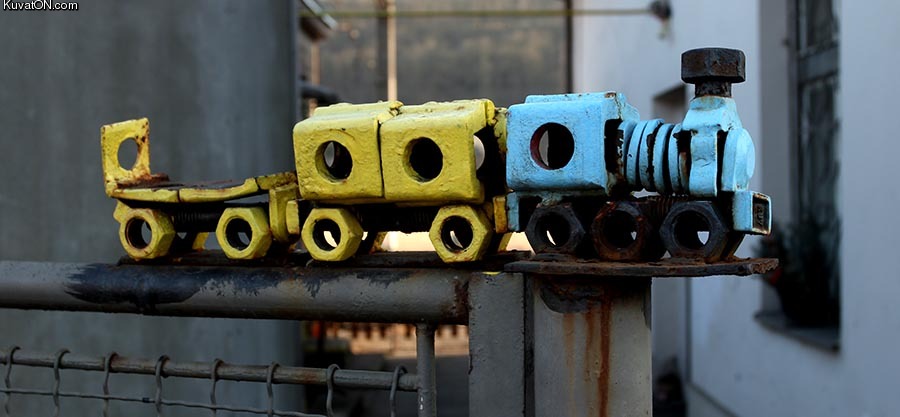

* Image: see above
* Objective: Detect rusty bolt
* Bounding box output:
[591,201,665,261]
[660,201,736,261]
[681,48,746,97]
[525,203,587,256]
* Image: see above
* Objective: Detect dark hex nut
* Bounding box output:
[591,201,665,261]
[660,201,731,262]
[682,48,746,97]
[525,203,586,255]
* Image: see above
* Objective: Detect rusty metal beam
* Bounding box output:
[0,261,470,324]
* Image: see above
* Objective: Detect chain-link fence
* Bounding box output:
[1,340,427,417]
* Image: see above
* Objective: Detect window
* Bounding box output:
[756,0,840,343]
[794,0,840,324]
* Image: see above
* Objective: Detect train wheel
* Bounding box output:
[428,205,494,263]
[216,207,273,260]
[524,203,587,256]
[659,201,737,262]
[301,208,363,262]
[591,201,664,261]
[117,208,176,260]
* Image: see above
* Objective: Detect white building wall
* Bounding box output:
[574,1,900,416]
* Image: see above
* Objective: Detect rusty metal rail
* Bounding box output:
[0,255,776,417]
[0,261,470,324]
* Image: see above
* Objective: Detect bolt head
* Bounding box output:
[681,48,746,84]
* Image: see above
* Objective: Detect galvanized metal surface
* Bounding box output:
[0,261,470,324]
[0,252,775,417]
[467,272,526,417]
[530,276,652,417]
[415,324,437,417]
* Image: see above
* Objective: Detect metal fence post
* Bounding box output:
[530,275,652,417]
[415,324,436,417]
[467,272,526,417]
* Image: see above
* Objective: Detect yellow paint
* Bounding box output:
[492,195,509,234]
[184,232,209,251]
[268,184,300,243]
[428,204,494,263]
[179,178,260,203]
[100,118,153,196]
[215,207,272,260]
[294,101,401,202]
[113,202,176,260]
[108,187,180,203]
[285,200,302,236]
[492,108,508,153]
[381,100,495,203]
[256,171,297,190]
[301,208,363,262]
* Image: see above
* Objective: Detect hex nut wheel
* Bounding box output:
[216,207,273,260]
[428,205,494,263]
[591,201,664,261]
[301,208,364,262]
[117,207,176,260]
[524,203,586,255]
[660,201,732,261]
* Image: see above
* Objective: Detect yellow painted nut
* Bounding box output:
[381,100,496,204]
[116,205,176,260]
[100,118,152,195]
[301,208,363,262]
[294,101,401,202]
[492,108,508,153]
[215,207,272,260]
[285,200,302,236]
[491,195,509,234]
[268,184,300,243]
[428,205,495,263]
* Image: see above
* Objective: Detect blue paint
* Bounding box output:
[503,89,770,237]
[680,96,743,197]
[733,190,771,234]
[506,92,639,192]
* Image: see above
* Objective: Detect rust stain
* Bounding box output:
[562,314,575,412]
[115,172,170,188]
[598,298,611,417]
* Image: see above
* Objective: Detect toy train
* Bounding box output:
[100,48,771,264]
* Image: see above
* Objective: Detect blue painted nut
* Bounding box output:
[506,92,639,193]
[660,201,742,261]
[591,201,664,261]
[524,203,587,255]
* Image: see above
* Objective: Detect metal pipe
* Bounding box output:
[0,261,470,324]
[415,324,436,417]
[0,348,418,392]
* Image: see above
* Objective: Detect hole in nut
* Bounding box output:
[225,218,253,251]
[673,211,711,250]
[313,218,342,251]
[117,138,139,170]
[319,141,353,180]
[537,212,571,248]
[440,216,474,253]
[602,210,639,249]
[408,137,443,181]
[530,123,574,170]
[125,217,152,250]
